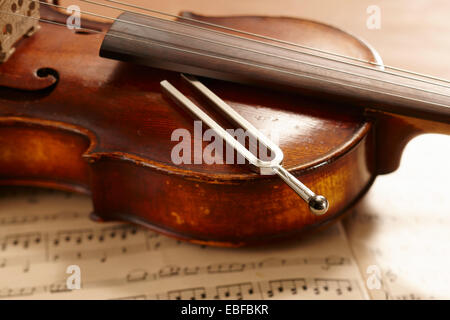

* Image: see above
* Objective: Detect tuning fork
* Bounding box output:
[160,74,329,215]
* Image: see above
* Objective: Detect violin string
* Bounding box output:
[3,9,450,111]
[81,0,450,87]
[32,1,450,98]
[78,0,450,91]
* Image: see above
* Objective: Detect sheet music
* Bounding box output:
[343,134,450,300]
[0,188,368,300]
[1,134,448,300]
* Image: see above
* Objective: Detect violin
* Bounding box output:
[0,1,449,246]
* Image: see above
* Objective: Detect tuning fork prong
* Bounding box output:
[160,74,329,215]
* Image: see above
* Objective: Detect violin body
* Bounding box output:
[0,7,446,246]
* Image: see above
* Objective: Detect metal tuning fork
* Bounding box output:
[160,74,329,215]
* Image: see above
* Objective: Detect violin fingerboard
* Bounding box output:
[0,0,40,63]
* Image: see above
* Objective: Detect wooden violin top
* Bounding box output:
[0,3,448,245]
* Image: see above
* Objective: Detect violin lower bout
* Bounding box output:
[87,130,374,246]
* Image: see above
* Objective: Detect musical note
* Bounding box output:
[266,278,307,298]
[323,256,351,269]
[183,266,200,276]
[0,212,81,227]
[313,278,354,296]
[0,286,36,298]
[159,265,180,278]
[0,187,369,300]
[49,282,71,294]
[126,269,149,282]
[207,262,246,274]
[258,257,286,268]
[0,232,42,252]
[155,277,361,301]
[167,287,207,300]
[214,282,256,300]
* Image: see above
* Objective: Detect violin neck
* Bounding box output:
[100,12,450,125]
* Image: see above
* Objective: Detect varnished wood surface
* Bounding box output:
[0,7,379,245]
[0,1,448,245]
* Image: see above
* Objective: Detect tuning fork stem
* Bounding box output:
[160,74,329,215]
